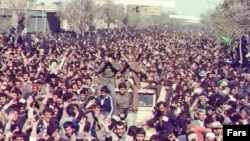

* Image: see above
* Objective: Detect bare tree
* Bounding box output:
[201,0,250,38]
[151,13,171,26]
[58,0,94,33]
[123,5,142,28]
[4,0,36,33]
[95,1,126,28]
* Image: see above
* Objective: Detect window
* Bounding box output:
[139,93,154,107]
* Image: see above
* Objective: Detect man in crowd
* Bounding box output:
[1,25,250,141]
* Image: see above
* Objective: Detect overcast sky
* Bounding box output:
[37,0,223,18]
[167,0,223,17]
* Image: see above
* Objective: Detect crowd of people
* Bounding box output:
[0,25,250,141]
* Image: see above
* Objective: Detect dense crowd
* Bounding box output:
[0,25,250,141]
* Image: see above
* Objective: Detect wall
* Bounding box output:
[0,11,60,33]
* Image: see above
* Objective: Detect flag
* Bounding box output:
[220,35,231,43]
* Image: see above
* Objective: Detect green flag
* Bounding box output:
[220,35,231,43]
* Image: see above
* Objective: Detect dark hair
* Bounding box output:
[7,105,19,115]
[10,124,20,132]
[37,139,47,141]
[80,88,88,94]
[228,101,237,109]
[156,101,167,108]
[63,92,73,101]
[149,134,161,141]
[127,125,137,137]
[94,103,102,109]
[0,93,7,98]
[66,104,76,117]
[63,121,74,129]
[115,121,126,130]
[83,121,91,132]
[140,73,148,80]
[17,102,26,109]
[100,85,109,93]
[11,89,22,96]
[12,131,26,141]
[107,53,115,59]
[49,117,60,128]
[53,89,63,98]
[43,107,54,115]
[240,107,250,116]
[85,76,92,81]
[134,128,146,138]
[47,125,60,136]
[204,116,214,126]
[118,82,127,89]
[50,59,58,65]
[215,114,225,124]
[206,106,216,111]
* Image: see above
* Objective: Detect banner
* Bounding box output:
[114,0,175,7]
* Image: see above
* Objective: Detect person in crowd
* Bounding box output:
[113,82,135,130]
[120,54,141,113]
[97,85,114,118]
[1,25,249,141]
[143,101,179,140]
[133,127,146,141]
[104,119,133,141]
[97,53,120,99]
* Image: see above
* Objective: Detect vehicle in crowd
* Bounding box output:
[116,82,167,140]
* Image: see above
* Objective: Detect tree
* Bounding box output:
[4,0,36,33]
[95,1,126,28]
[58,0,94,33]
[123,5,143,28]
[201,0,250,38]
[151,13,170,26]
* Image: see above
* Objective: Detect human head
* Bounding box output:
[156,101,167,114]
[118,82,127,95]
[63,121,75,137]
[134,128,146,141]
[205,132,216,141]
[100,86,109,98]
[115,121,126,138]
[12,131,26,141]
[8,106,19,122]
[0,93,8,105]
[106,53,115,62]
[128,54,136,62]
[149,134,160,141]
[195,110,206,121]
[47,126,61,141]
[42,107,54,123]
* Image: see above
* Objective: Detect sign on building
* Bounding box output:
[114,0,175,7]
[146,6,161,15]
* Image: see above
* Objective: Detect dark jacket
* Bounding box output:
[146,111,179,135]
[97,61,120,86]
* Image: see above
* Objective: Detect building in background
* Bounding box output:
[0,0,61,33]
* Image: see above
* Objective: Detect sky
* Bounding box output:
[36,0,224,18]
[167,0,224,18]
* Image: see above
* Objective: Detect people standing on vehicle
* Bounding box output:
[120,54,141,113]
[112,82,135,130]
[97,53,120,106]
